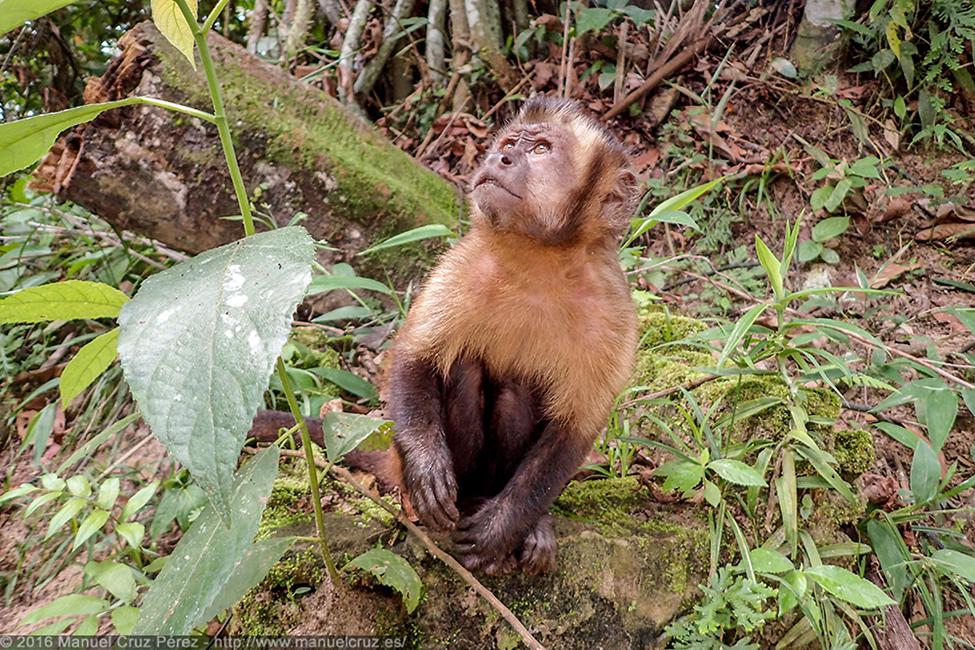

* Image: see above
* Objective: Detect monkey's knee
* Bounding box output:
[517,514,557,575]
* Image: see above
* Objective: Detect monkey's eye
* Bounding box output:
[501,141,515,151]
[531,143,550,154]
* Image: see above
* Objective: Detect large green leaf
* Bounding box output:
[803,565,895,609]
[60,328,119,407]
[151,0,198,68]
[133,446,280,634]
[919,385,957,451]
[0,0,74,36]
[0,280,128,324]
[200,536,294,622]
[708,459,767,487]
[930,549,975,583]
[322,413,393,462]
[117,228,313,516]
[866,519,910,601]
[345,548,423,613]
[909,440,940,505]
[0,100,144,177]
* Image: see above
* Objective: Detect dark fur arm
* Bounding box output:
[387,354,460,529]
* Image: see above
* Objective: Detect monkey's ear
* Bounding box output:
[602,166,639,235]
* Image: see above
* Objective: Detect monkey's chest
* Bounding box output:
[463,282,612,378]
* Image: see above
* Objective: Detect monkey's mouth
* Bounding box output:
[474,176,522,199]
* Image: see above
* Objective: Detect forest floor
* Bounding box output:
[2,12,975,646]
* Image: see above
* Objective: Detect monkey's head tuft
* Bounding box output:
[470,96,637,246]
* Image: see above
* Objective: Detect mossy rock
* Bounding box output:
[236,474,708,648]
[831,428,875,476]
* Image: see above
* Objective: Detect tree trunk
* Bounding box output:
[32,22,462,278]
[790,0,855,72]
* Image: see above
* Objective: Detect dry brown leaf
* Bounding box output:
[871,262,922,288]
[916,222,975,241]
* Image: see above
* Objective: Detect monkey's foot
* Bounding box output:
[454,503,556,575]
[517,514,556,575]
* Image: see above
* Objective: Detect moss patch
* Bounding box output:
[832,428,875,476]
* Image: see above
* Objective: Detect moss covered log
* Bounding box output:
[235,461,709,647]
[32,22,462,278]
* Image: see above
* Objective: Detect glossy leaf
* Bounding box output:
[116,522,146,549]
[45,497,86,540]
[708,459,766,486]
[117,227,313,517]
[73,509,110,550]
[812,216,850,242]
[121,481,159,521]
[345,548,423,613]
[803,565,895,609]
[751,548,794,574]
[133,446,280,634]
[95,477,120,511]
[0,280,127,324]
[60,328,119,407]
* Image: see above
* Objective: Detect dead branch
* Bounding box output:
[354,0,419,96]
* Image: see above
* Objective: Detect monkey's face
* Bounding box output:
[470,123,581,242]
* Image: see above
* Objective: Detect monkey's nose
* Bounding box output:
[500,153,513,166]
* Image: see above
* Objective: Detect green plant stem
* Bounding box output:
[174,0,255,237]
[135,96,216,123]
[275,358,340,585]
[203,0,232,33]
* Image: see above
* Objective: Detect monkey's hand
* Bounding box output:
[402,445,459,530]
[453,498,525,575]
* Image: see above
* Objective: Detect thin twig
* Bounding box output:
[619,373,720,409]
[276,449,547,650]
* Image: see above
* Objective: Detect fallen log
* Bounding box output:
[32,22,462,276]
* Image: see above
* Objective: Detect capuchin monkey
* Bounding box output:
[252,96,638,575]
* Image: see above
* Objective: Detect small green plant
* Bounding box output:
[799,147,884,264]
[665,566,775,649]
[840,0,975,148]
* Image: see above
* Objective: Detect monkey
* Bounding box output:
[251,96,638,575]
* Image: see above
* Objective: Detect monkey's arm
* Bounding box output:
[388,354,460,530]
[453,421,592,571]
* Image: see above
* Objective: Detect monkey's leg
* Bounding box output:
[453,421,590,572]
[388,355,460,530]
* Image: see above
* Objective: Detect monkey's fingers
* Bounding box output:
[412,472,459,530]
[517,517,557,575]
